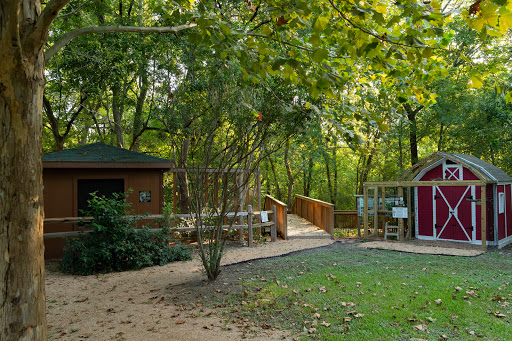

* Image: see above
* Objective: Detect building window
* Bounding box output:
[139,191,151,203]
[77,179,124,215]
[499,192,505,214]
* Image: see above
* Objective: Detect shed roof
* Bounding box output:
[401,151,512,183]
[43,143,172,169]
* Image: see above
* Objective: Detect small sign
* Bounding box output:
[260,211,269,222]
[139,191,151,203]
[392,207,408,219]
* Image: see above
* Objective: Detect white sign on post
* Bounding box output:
[392,207,408,219]
[260,211,269,222]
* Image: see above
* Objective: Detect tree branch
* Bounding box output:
[327,0,444,51]
[1,0,22,60]
[56,0,94,19]
[30,0,70,49]
[45,23,197,62]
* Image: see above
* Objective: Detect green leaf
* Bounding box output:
[219,22,231,35]
[469,75,483,88]
[312,48,329,63]
[499,8,512,33]
[313,16,329,32]
[309,33,322,48]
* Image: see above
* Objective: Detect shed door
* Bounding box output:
[433,185,475,242]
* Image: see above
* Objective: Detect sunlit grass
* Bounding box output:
[225,245,512,340]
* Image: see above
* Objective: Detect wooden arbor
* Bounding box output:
[362,180,488,250]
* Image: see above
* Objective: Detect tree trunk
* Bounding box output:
[404,103,423,166]
[177,138,191,212]
[131,54,149,151]
[268,156,282,201]
[303,156,313,197]
[0,33,47,341]
[112,82,125,148]
[323,150,334,203]
[284,140,294,207]
[438,123,444,151]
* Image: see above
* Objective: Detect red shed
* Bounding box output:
[410,152,512,248]
[43,143,172,258]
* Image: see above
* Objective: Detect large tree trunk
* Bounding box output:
[0,24,47,341]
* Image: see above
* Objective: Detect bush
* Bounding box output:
[61,192,192,275]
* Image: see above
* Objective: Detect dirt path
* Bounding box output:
[46,238,335,341]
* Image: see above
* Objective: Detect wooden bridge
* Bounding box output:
[43,193,358,258]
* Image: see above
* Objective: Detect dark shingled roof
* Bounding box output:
[43,143,171,164]
[447,153,512,182]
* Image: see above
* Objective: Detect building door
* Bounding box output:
[77,178,125,215]
[433,185,475,242]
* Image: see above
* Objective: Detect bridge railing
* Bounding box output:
[292,194,334,239]
[264,195,288,239]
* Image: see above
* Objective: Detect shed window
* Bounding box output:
[77,179,124,215]
[499,192,505,214]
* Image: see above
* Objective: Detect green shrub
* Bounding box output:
[61,192,192,275]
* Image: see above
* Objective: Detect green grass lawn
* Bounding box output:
[220,243,512,340]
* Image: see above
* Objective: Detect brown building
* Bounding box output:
[43,143,172,259]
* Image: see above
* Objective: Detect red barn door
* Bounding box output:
[433,185,475,242]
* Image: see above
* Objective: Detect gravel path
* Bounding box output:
[46,237,335,341]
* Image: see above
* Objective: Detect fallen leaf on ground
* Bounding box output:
[434,299,442,305]
[320,321,331,327]
[466,290,478,297]
[413,324,427,331]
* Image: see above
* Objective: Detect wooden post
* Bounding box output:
[406,186,412,240]
[271,204,277,242]
[238,173,244,243]
[248,205,253,247]
[481,185,487,251]
[213,172,220,207]
[330,205,335,239]
[372,188,379,236]
[357,196,361,237]
[381,186,386,234]
[283,203,288,240]
[204,173,210,206]
[398,186,404,241]
[363,187,368,238]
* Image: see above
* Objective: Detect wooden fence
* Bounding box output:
[263,195,287,239]
[43,205,278,247]
[292,195,334,239]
